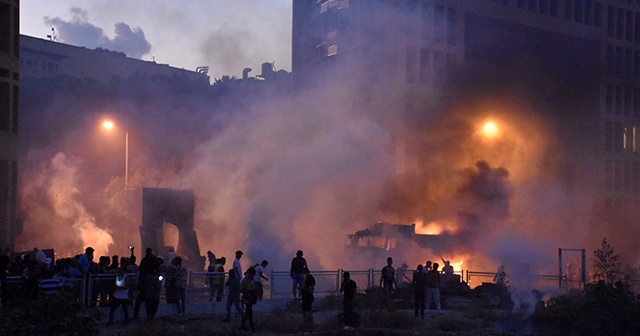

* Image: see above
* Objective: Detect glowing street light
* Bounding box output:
[480,121,500,139]
[102,120,129,187]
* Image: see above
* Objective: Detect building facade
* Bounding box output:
[20,35,210,84]
[0,0,20,249]
[292,0,640,231]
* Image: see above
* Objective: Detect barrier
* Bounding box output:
[4,269,639,308]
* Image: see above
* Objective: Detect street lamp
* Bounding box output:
[102,120,129,187]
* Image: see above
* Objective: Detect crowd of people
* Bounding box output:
[0,245,468,333]
[378,256,462,320]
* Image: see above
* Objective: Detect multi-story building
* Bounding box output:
[292,1,640,240]
[20,35,210,84]
[0,0,20,249]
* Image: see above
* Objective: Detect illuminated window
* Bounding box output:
[327,44,338,56]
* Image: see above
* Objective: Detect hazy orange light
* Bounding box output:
[102,120,114,130]
[481,121,499,138]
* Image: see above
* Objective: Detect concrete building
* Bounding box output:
[0,0,20,249]
[292,1,640,228]
[20,35,209,84]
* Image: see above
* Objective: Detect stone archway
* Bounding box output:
[140,188,205,270]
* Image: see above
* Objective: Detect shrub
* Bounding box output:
[0,293,101,336]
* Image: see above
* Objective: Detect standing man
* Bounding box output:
[239,267,258,332]
[78,247,94,305]
[379,257,397,294]
[413,264,427,318]
[233,251,244,280]
[290,250,307,299]
[300,267,316,334]
[77,247,94,276]
[426,262,442,314]
[212,257,226,302]
[253,260,269,300]
[133,248,159,320]
[340,271,357,330]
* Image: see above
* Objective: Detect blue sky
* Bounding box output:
[20,1,293,80]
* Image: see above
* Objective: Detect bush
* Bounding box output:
[0,293,101,336]
[532,281,640,335]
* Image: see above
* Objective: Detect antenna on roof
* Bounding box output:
[46,27,57,41]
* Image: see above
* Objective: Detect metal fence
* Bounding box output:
[6,269,638,307]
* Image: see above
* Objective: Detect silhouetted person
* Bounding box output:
[290,250,307,299]
[413,264,427,318]
[223,269,243,322]
[380,257,396,294]
[107,267,130,326]
[441,257,454,275]
[240,267,258,332]
[300,267,316,334]
[426,262,442,314]
[340,271,357,329]
[133,248,159,320]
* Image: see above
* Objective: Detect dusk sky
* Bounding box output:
[20,1,293,80]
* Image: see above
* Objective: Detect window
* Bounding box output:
[635,87,640,118]
[0,4,10,54]
[11,85,17,134]
[617,8,625,39]
[574,0,583,23]
[607,6,615,37]
[584,0,593,25]
[550,0,560,17]
[446,8,457,45]
[434,5,445,43]
[420,1,431,40]
[616,84,624,115]
[564,0,573,20]
[636,12,640,43]
[606,44,614,74]
[594,2,602,27]
[625,11,633,41]
[606,83,614,114]
[419,48,430,85]
[540,0,549,14]
[625,85,633,116]
[0,82,9,132]
[406,45,418,84]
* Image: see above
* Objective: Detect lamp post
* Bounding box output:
[102,120,129,187]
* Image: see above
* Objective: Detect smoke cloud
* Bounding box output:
[16,4,638,296]
[18,153,113,257]
[44,8,151,58]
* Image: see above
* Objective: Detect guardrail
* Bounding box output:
[3,269,632,306]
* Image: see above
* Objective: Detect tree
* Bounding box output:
[592,237,625,285]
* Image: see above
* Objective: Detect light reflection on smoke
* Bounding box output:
[21,153,114,256]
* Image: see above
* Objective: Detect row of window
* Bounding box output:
[604,197,639,218]
[492,0,605,27]
[20,57,60,73]
[604,122,640,154]
[406,46,456,85]
[606,44,640,78]
[406,2,458,46]
[604,158,640,193]
[0,81,18,135]
[605,84,640,117]
[0,2,19,58]
[606,5,640,42]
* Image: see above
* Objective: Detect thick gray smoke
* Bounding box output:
[44,8,151,58]
[17,4,638,292]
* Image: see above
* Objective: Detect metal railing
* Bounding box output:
[7,269,639,307]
